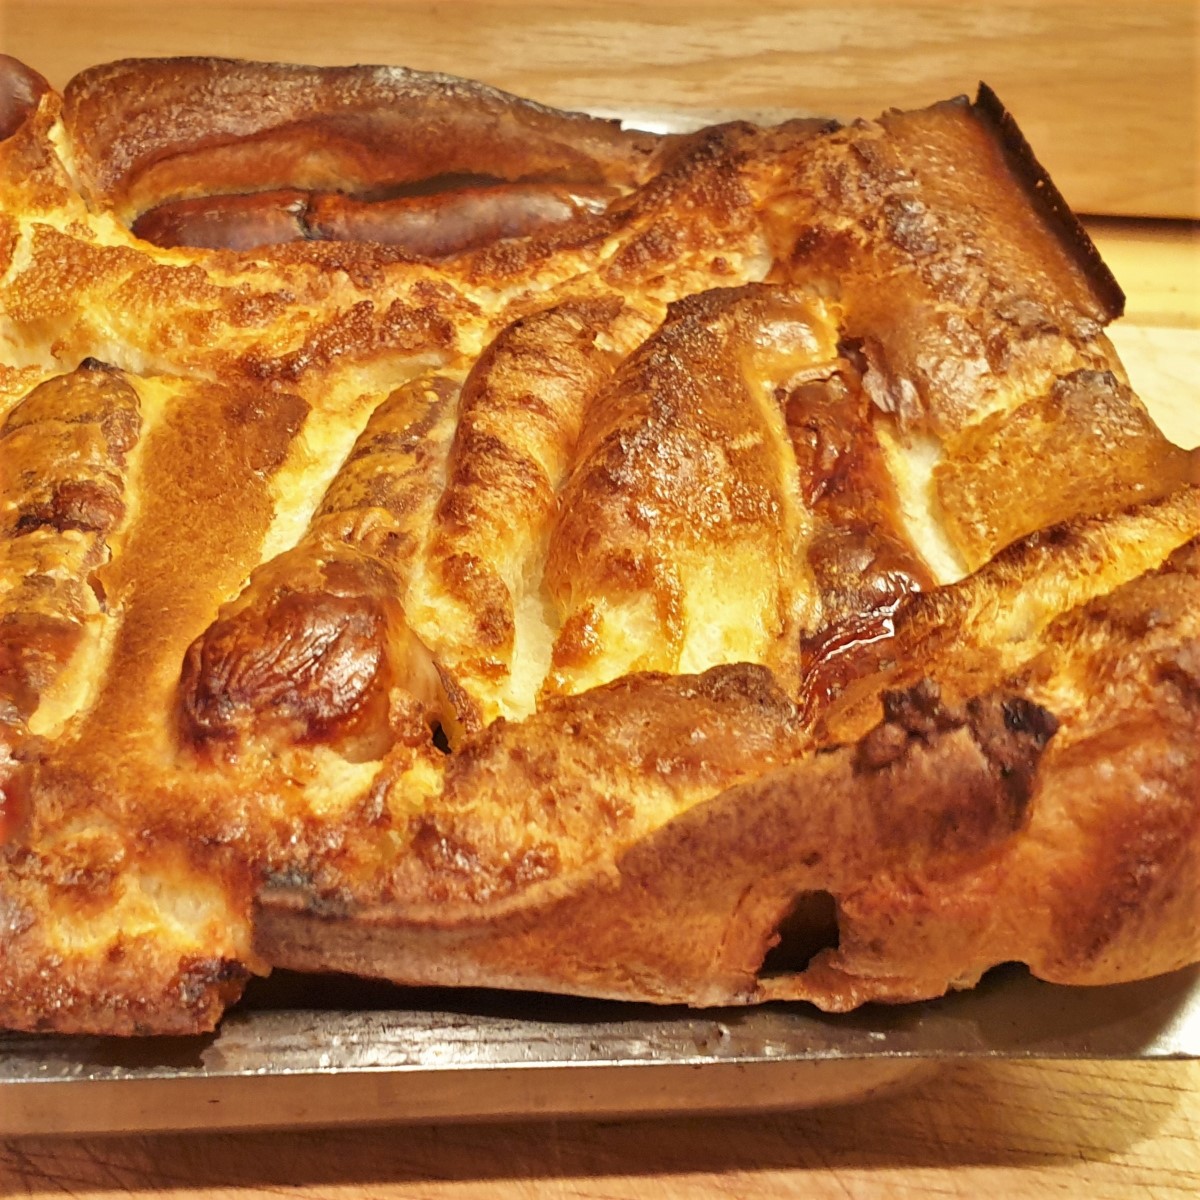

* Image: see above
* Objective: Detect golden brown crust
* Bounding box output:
[761,97,1121,438]
[784,366,933,667]
[814,487,1200,740]
[179,373,458,759]
[259,538,1199,1011]
[386,663,805,911]
[417,294,653,731]
[257,679,1058,1005]
[544,284,834,694]
[790,538,1200,1008]
[971,82,1125,320]
[0,838,254,1036]
[935,369,1194,570]
[1,56,1196,1034]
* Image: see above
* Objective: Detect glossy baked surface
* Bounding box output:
[0,56,1196,1034]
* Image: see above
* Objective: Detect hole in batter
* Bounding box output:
[431,723,452,755]
[757,889,840,977]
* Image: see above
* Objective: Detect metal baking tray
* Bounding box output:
[3,963,1197,1136]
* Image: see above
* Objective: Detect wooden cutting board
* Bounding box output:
[1,1059,1198,1197]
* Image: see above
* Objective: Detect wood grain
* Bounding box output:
[1,0,1197,218]
[1,1061,1197,1198]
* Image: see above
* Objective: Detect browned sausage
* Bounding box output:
[0,54,49,142]
[132,181,617,255]
[307,181,616,256]
[131,189,309,250]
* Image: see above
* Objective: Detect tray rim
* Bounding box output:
[3,964,1197,1136]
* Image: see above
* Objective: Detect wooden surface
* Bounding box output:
[2,1060,1198,1197]
[0,0,1197,218]
[0,219,1197,1200]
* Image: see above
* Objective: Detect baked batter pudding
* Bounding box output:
[0,55,1196,1034]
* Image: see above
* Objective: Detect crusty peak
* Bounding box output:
[972,82,1124,321]
[61,57,663,222]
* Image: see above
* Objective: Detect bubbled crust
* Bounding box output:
[935,370,1194,570]
[813,488,1200,740]
[1,58,1198,1033]
[179,373,460,760]
[760,96,1123,438]
[260,533,1199,1010]
[415,294,656,730]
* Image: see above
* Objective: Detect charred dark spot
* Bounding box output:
[1001,696,1060,742]
[788,225,825,262]
[1157,639,1200,699]
[966,692,1059,811]
[305,890,356,920]
[882,679,960,736]
[176,957,252,1008]
[260,866,315,892]
[12,480,124,536]
[855,681,962,772]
